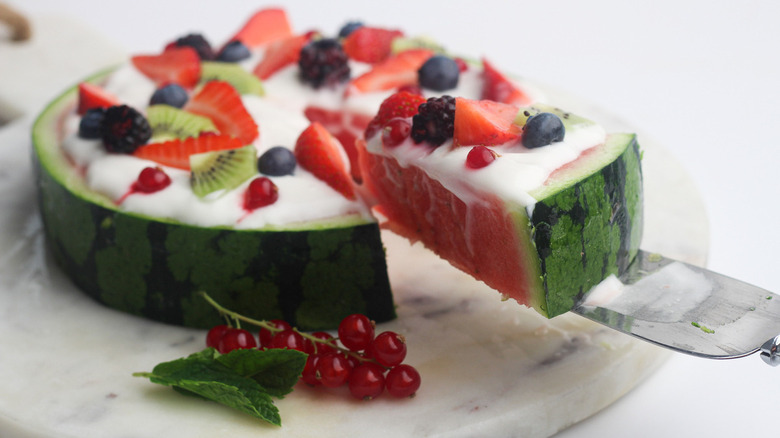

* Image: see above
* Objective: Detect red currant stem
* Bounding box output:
[200,292,380,364]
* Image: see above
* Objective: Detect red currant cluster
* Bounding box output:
[205,313,420,401]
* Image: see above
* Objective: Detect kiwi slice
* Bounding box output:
[147,104,217,141]
[200,61,265,96]
[190,144,257,198]
[391,36,446,55]
[514,104,595,130]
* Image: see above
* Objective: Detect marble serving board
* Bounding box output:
[0,14,708,438]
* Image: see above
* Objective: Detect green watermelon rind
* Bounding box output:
[529,133,643,317]
[31,70,396,330]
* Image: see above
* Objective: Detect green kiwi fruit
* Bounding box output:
[514,104,595,130]
[147,104,217,141]
[189,144,258,198]
[200,61,265,96]
[391,36,446,55]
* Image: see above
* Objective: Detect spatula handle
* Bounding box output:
[760,336,780,366]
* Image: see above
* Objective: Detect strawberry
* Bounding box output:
[373,91,427,126]
[481,58,532,106]
[77,82,119,115]
[453,97,521,148]
[133,134,243,170]
[294,122,355,200]
[349,49,434,93]
[303,106,365,183]
[184,80,259,145]
[253,33,310,80]
[229,8,293,48]
[342,26,403,64]
[131,47,201,88]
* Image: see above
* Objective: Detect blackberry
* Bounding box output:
[101,105,152,154]
[298,38,350,88]
[411,96,456,146]
[174,33,214,60]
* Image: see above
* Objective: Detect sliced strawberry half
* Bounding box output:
[342,26,404,64]
[349,49,434,94]
[294,122,355,200]
[133,134,243,170]
[131,47,201,88]
[373,91,427,126]
[453,97,521,148]
[184,80,259,145]
[253,33,310,80]
[481,58,532,106]
[303,106,365,183]
[229,8,293,48]
[77,82,119,115]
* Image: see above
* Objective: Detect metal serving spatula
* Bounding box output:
[572,250,780,366]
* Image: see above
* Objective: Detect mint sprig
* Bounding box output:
[133,347,306,426]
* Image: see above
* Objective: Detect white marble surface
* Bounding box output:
[1,1,779,436]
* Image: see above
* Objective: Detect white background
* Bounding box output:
[7,1,780,436]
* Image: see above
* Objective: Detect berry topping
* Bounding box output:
[133,167,172,193]
[373,91,428,127]
[294,122,355,200]
[229,8,293,48]
[257,146,296,176]
[149,83,188,108]
[481,58,532,106]
[243,176,279,210]
[465,146,498,169]
[133,134,243,170]
[418,55,460,91]
[252,33,310,80]
[131,47,201,88]
[411,95,456,146]
[173,33,214,60]
[184,80,259,145]
[338,20,364,38]
[452,97,521,147]
[77,82,119,116]
[78,108,106,139]
[342,26,403,64]
[522,112,565,149]
[349,49,434,93]
[216,40,251,63]
[298,38,351,88]
[385,364,421,398]
[381,118,412,148]
[101,105,152,154]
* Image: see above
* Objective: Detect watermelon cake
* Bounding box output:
[32,8,642,330]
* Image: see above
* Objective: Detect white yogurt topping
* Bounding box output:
[61,43,599,228]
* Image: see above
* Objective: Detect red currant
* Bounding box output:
[385,364,421,398]
[381,118,412,148]
[316,352,354,388]
[338,314,375,351]
[465,146,498,169]
[133,166,171,193]
[310,331,336,355]
[269,329,307,352]
[244,176,279,210]
[217,328,258,354]
[300,354,321,386]
[349,362,386,400]
[371,331,407,367]
[258,319,292,348]
[206,324,230,349]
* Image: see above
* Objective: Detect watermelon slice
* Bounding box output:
[359,125,643,318]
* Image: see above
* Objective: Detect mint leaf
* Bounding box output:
[217,348,307,398]
[134,348,305,426]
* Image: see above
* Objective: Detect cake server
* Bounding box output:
[571,250,780,366]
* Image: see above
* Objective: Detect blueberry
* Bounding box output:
[521,113,565,149]
[78,108,106,139]
[216,40,251,62]
[149,84,189,108]
[338,21,364,38]
[257,146,296,176]
[417,55,460,91]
